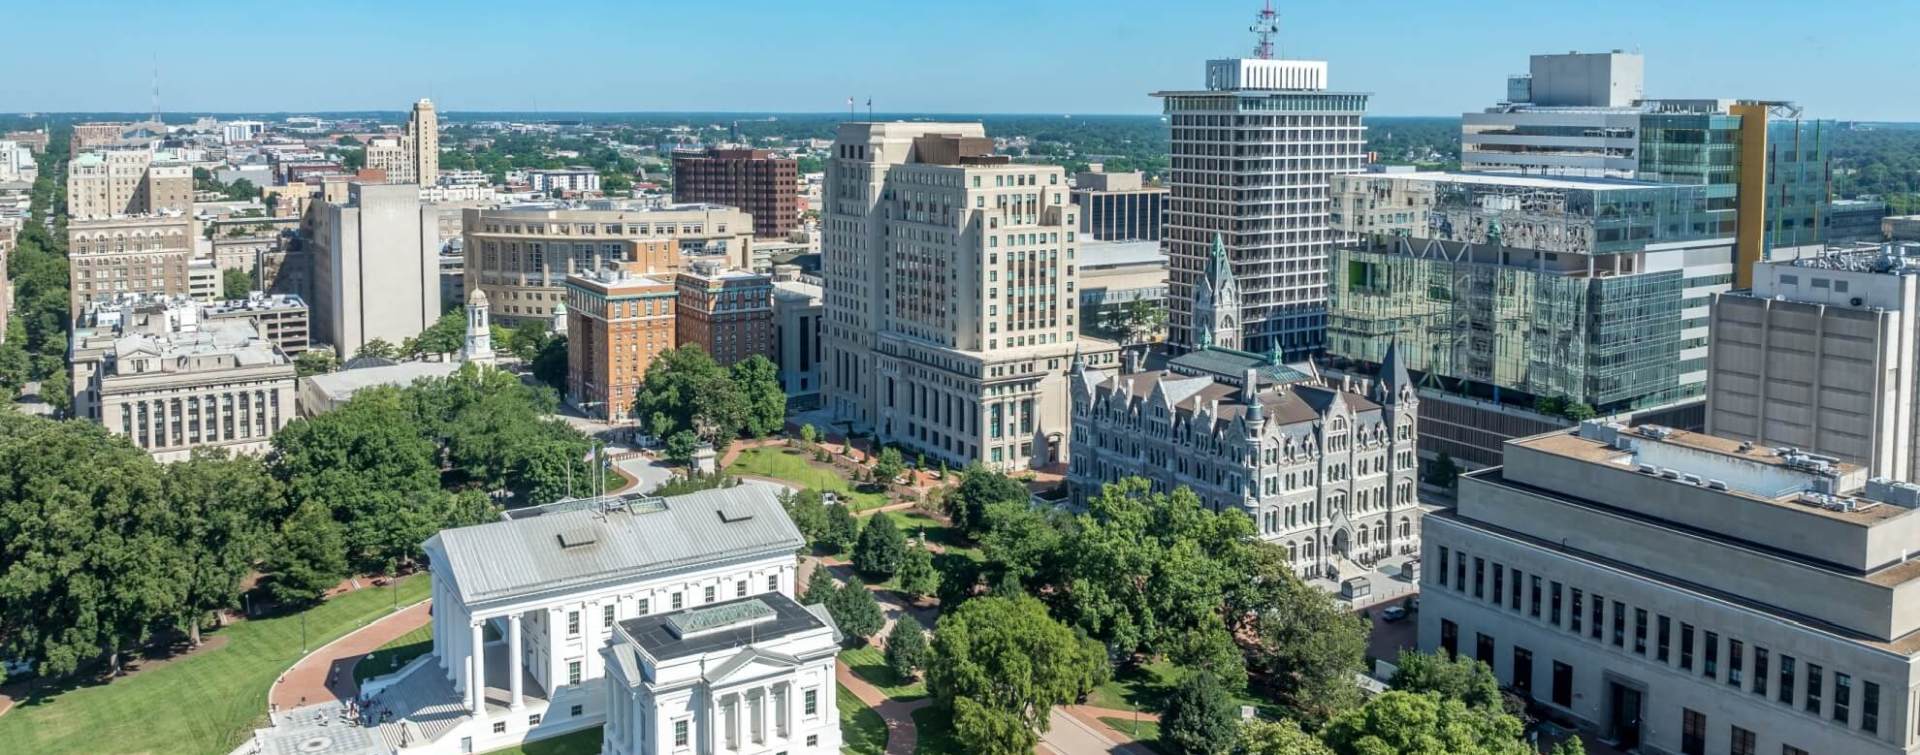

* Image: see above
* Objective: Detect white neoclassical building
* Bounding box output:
[602,592,842,755]
[397,485,806,754]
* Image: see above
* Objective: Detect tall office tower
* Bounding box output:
[363,137,411,183]
[66,214,195,315]
[1464,52,1833,288]
[1707,245,1920,481]
[67,149,192,220]
[672,148,800,238]
[1070,167,1168,242]
[1151,11,1367,358]
[407,98,439,187]
[820,123,1119,471]
[310,182,440,358]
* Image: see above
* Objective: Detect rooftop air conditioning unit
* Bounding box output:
[1681,473,1704,486]
[1660,468,1680,480]
[1636,464,1658,475]
[1707,479,1729,491]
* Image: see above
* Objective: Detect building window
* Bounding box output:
[1551,661,1572,707]
[807,735,818,747]
[568,611,580,636]
[803,688,819,716]
[571,704,584,717]
[1633,609,1647,655]
[1440,619,1458,658]
[529,714,542,726]
[1753,647,1768,696]
[672,592,684,610]
[1863,680,1880,734]
[492,721,507,734]
[736,579,748,597]
[1475,633,1495,667]
[1730,726,1755,755]
[1473,558,1485,599]
[1492,565,1503,604]
[675,720,690,748]
[1657,616,1671,662]
[1530,577,1542,618]
[1681,709,1706,755]
[1589,594,1603,640]
[638,598,650,614]
[1727,639,1743,686]
[1834,672,1851,724]
[1438,547,1449,588]
[1805,663,1823,715]
[767,574,779,592]
[704,585,717,603]
[1680,623,1695,670]
[1779,654,1796,705]
[1610,600,1624,647]
[568,660,582,685]
[1703,631,1719,678]
[603,604,615,629]
[1549,582,1562,625]
[1510,568,1522,611]
[1570,589,1584,634]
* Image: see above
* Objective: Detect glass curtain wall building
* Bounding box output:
[1327,172,1733,415]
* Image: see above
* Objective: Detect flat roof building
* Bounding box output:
[564,268,677,421]
[1708,244,1920,482]
[672,148,800,239]
[310,182,440,358]
[1424,421,1920,754]
[70,295,296,461]
[675,259,772,367]
[1070,167,1168,243]
[67,213,195,317]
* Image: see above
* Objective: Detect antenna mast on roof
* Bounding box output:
[1250,2,1280,60]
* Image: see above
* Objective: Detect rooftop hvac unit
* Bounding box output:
[1681,473,1704,486]
[1660,468,1680,480]
[1707,479,1729,491]
[1636,464,1658,475]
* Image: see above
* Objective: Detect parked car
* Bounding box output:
[1380,605,1409,623]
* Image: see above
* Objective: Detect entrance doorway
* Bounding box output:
[1609,682,1643,750]
[1512,647,1533,699]
[1332,528,1351,558]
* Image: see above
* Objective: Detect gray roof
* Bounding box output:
[1080,239,1165,269]
[303,361,462,402]
[620,592,827,662]
[1168,347,1313,386]
[428,485,805,610]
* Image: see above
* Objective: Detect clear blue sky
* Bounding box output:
[4,0,1912,120]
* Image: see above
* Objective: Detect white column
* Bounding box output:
[508,614,524,709]
[470,620,487,714]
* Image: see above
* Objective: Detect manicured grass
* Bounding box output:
[839,684,888,755]
[353,619,434,685]
[1099,716,1169,754]
[727,446,890,510]
[483,725,603,754]
[0,574,431,755]
[880,510,981,562]
[839,646,927,701]
[910,704,964,755]
[1090,658,1281,720]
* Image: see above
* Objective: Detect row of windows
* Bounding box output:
[1435,546,1885,739]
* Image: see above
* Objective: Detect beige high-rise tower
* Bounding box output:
[407,99,438,187]
[820,122,1118,472]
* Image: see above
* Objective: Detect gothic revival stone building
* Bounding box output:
[1069,343,1423,580]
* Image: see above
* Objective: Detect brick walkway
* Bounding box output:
[836,660,930,755]
[268,600,432,713]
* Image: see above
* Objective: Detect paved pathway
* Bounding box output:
[269,600,432,713]
[1040,706,1161,755]
[836,659,930,755]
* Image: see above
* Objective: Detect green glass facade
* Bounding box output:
[1329,177,1723,414]
[1638,113,1832,254]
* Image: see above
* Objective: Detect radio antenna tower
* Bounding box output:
[1250,2,1280,60]
[151,53,161,125]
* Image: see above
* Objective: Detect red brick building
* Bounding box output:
[563,269,677,421]
[674,260,773,367]
[671,148,798,239]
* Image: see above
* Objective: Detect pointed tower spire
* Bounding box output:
[1375,338,1413,404]
[1193,233,1242,352]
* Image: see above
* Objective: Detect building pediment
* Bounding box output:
[705,646,804,686]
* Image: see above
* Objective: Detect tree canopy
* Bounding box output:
[1161,672,1240,755]
[926,594,1102,755]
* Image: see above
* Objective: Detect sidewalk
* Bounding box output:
[268,600,432,713]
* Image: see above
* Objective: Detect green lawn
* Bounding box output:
[727,446,890,510]
[880,510,981,562]
[1089,658,1281,720]
[353,619,434,685]
[483,725,603,754]
[839,684,888,755]
[910,704,964,755]
[839,646,927,701]
[1098,716,1169,754]
[0,574,430,755]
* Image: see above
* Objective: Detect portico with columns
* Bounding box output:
[397,486,806,754]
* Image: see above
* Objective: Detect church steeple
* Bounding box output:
[1193,233,1241,352]
[1374,337,1413,405]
